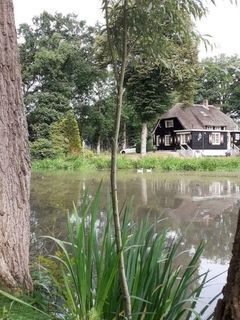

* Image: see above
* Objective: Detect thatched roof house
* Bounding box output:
[158,103,238,131]
[153,102,240,156]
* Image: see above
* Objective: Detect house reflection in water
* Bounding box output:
[133,174,240,263]
[30,171,240,307]
[30,171,240,263]
[166,180,240,225]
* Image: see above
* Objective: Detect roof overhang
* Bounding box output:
[174,129,237,133]
[151,119,161,134]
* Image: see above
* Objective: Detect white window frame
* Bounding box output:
[165,120,173,128]
[164,135,171,146]
[235,133,240,140]
[211,132,221,145]
[206,126,213,130]
[209,182,221,195]
[180,134,187,144]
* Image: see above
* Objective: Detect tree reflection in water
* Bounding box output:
[30,170,240,304]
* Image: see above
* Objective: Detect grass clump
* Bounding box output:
[1,189,217,319]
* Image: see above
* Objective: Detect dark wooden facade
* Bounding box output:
[153,105,240,155]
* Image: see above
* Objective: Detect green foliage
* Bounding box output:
[0,295,49,320]
[125,64,172,123]
[106,0,204,154]
[80,91,115,151]
[0,302,13,320]
[33,191,213,319]
[62,113,81,153]
[195,54,240,112]
[102,0,210,66]
[19,12,99,141]
[30,113,82,160]
[50,113,81,155]
[125,39,199,124]
[49,121,68,155]
[32,154,240,171]
[30,138,64,160]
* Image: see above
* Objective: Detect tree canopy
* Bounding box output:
[195,54,240,115]
[19,12,98,141]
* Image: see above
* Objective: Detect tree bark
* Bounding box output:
[214,209,240,319]
[141,122,148,155]
[122,120,127,150]
[96,135,101,154]
[0,0,32,291]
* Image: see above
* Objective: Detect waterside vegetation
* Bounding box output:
[1,190,217,319]
[32,154,240,172]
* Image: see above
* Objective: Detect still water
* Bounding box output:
[31,170,240,313]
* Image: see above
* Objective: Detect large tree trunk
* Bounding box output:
[122,120,127,150]
[141,122,148,155]
[214,209,240,319]
[0,0,32,291]
[96,135,101,154]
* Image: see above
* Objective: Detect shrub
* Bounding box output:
[82,149,95,159]
[61,113,81,154]
[49,113,82,157]
[50,120,68,155]
[30,138,64,160]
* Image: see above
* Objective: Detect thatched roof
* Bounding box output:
[159,103,238,130]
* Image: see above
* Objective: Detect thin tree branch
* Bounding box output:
[104,0,119,83]
[105,0,132,318]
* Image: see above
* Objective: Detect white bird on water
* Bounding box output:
[146,168,152,173]
[137,168,144,173]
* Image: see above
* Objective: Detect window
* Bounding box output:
[165,120,173,128]
[211,132,221,145]
[209,182,221,195]
[206,126,213,130]
[235,133,240,140]
[201,111,209,117]
[214,126,221,130]
[164,135,171,146]
[180,134,187,144]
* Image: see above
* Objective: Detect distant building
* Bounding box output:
[152,101,240,156]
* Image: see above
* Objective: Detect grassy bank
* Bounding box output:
[32,154,240,172]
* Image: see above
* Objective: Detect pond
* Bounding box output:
[30,170,240,315]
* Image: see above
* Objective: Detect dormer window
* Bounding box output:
[165,120,173,128]
[200,111,208,117]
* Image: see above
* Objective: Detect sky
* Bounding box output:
[13,0,240,59]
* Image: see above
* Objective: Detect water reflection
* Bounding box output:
[30,171,240,307]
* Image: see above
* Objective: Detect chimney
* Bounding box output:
[203,99,209,110]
